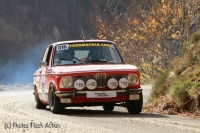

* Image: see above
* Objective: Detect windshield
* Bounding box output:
[53,42,123,66]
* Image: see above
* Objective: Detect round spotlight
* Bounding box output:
[74,79,85,90]
[107,78,118,89]
[86,79,97,90]
[119,78,128,89]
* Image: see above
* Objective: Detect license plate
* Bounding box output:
[86,91,116,98]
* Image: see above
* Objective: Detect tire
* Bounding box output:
[49,84,65,114]
[126,92,143,114]
[34,88,46,109]
[103,103,114,111]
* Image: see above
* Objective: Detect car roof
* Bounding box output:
[49,40,115,47]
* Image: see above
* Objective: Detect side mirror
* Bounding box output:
[40,61,47,68]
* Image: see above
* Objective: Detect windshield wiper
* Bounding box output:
[106,61,116,64]
[86,59,107,62]
[57,58,85,64]
[86,59,116,64]
[57,58,73,61]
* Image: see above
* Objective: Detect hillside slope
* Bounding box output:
[145,31,200,117]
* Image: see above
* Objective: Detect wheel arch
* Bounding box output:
[49,82,57,92]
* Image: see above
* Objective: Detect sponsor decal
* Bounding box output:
[94,91,108,97]
[56,44,69,51]
[56,43,112,51]
[68,43,111,48]
[88,81,96,86]
[87,91,116,98]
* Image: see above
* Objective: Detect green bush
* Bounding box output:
[148,70,169,102]
[189,83,200,96]
[169,80,191,106]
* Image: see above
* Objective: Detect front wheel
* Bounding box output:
[49,84,65,114]
[126,92,143,114]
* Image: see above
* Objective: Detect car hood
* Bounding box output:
[52,64,138,74]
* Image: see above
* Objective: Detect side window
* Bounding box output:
[41,46,53,66]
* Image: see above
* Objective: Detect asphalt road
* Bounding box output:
[0,85,200,133]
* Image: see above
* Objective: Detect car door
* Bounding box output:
[39,46,53,102]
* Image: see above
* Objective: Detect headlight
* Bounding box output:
[127,74,138,85]
[60,76,73,88]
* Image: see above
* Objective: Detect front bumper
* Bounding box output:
[55,88,142,103]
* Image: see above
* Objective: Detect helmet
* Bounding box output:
[87,47,104,60]
[61,48,75,59]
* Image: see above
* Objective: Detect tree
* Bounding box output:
[88,0,200,81]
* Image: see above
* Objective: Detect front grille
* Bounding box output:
[96,73,106,88]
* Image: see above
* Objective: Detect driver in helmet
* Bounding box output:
[54,49,75,65]
[86,47,106,61]
[62,49,74,60]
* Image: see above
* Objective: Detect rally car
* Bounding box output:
[33,40,143,114]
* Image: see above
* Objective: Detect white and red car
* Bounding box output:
[33,40,143,114]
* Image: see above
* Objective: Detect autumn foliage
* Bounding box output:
[89,0,200,82]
